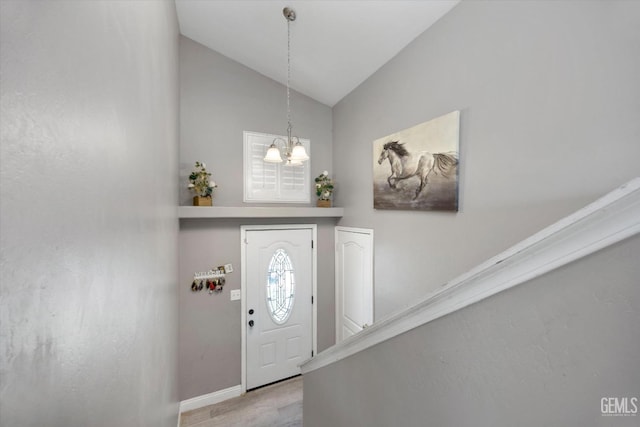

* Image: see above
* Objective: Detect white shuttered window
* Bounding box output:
[243,131,310,203]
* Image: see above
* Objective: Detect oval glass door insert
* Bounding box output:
[266,249,296,324]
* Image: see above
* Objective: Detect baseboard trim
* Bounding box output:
[179,385,242,414]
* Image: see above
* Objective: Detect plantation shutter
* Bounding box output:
[243,131,310,203]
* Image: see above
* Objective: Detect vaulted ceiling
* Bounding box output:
[175,0,460,106]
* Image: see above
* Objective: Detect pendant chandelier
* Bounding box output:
[264,7,309,165]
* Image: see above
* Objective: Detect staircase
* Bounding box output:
[301,178,640,427]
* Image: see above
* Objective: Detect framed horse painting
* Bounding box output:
[373,110,460,211]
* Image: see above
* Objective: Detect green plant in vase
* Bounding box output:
[314,171,334,207]
[188,161,217,206]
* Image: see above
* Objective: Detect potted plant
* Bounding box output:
[314,171,334,207]
[188,161,217,206]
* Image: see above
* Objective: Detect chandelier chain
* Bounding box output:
[263,8,308,165]
[286,15,292,135]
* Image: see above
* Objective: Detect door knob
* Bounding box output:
[248,320,254,327]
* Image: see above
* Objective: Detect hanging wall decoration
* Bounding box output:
[191,269,226,295]
[373,110,460,211]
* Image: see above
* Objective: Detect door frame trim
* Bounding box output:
[240,224,317,393]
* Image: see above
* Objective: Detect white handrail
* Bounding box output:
[301,178,640,374]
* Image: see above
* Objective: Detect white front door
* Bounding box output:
[335,227,374,343]
[244,227,314,390]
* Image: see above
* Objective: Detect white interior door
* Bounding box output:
[335,227,374,343]
[244,227,314,390]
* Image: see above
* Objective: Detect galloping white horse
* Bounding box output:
[377,141,458,200]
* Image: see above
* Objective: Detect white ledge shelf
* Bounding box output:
[179,206,344,219]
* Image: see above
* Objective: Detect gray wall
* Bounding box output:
[304,234,640,427]
[179,36,333,206]
[0,1,179,426]
[178,36,335,400]
[179,218,336,400]
[333,0,640,319]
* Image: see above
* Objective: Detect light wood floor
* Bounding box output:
[180,376,303,427]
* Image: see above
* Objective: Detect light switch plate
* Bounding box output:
[230,289,241,301]
[224,263,234,273]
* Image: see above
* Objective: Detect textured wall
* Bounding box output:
[332,0,640,319]
[179,218,336,400]
[179,36,333,206]
[178,36,335,400]
[304,235,640,427]
[0,1,179,426]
